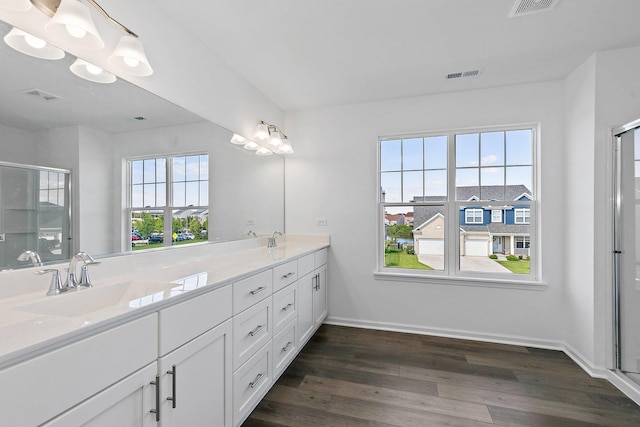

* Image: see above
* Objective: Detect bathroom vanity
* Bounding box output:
[0,235,329,426]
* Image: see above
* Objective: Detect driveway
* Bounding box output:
[417,255,513,273]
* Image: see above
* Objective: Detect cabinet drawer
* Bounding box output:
[233,298,272,370]
[159,284,232,356]
[272,282,297,335]
[233,341,272,426]
[0,314,157,427]
[297,253,315,277]
[315,248,328,267]
[272,320,297,380]
[233,270,272,314]
[272,260,297,292]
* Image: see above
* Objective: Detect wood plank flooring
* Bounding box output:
[242,324,640,426]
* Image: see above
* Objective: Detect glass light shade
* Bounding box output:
[276,142,294,155]
[230,134,247,145]
[243,141,260,151]
[0,0,31,11]
[3,27,65,60]
[45,0,104,50]
[107,34,153,76]
[268,130,283,148]
[256,147,273,156]
[70,58,116,84]
[254,122,269,141]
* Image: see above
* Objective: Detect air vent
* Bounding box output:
[446,69,482,80]
[133,116,146,121]
[509,0,560,17]
[19,89,62,102]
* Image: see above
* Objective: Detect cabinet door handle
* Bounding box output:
[312,274,317,290]
[250,286,267,295]
[167,364,177,409]
[316,273,321,290]
[150,375,160,422]
[249,324,265,336]
[282,341,293,353]
[282,303,293,311]
[249,372,266,389]
[282,272,295,279]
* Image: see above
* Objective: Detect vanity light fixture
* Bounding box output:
[251,120,294,155]
[255,147,273,156]
[230,133,248,145]
[3,27,65,59]
[69,57,115,83]
[21,0,153,76]
[253,121,270,141]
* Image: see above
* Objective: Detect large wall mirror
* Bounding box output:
[0,19,284,270]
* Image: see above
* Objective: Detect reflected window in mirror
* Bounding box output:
[128,154,209,250]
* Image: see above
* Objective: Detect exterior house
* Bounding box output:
[412,185,531,257]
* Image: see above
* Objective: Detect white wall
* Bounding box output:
[285,81,566,344]
[0,124,36,164]
[562,55,597,365]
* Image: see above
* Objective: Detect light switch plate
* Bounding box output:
[317,218,328,226]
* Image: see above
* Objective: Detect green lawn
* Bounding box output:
[132,238,207,251]
[496,260,530,274]
[385,251,433,270]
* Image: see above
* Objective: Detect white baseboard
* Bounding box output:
[324,316,640,405]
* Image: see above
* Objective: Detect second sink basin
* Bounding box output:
[16,281,177,318]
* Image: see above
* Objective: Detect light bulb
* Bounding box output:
[66,24,87,39]
[24,34,46,49]
[85,63,103,75]
[123,56,140,68]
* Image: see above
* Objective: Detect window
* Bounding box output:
[379,127,535,280]
[465,209,483,224]
[514,208,530,224]
[128,154,209,250]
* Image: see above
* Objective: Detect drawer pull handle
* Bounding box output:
[249,372,266,389]
[249,324,265,336]
[282,341,293,353]
[250,286,267,295]
[282,272,295,279]
[282,303,293,311]
[167,364,177,409]
[150,375,160,422]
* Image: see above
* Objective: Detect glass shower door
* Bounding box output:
[614,123,640,378]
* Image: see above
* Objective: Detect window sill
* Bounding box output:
[374,270,547,290]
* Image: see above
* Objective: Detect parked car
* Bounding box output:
[131,232,142,241]
[148,234,163,243]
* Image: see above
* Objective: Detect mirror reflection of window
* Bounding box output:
[128,154,209,251]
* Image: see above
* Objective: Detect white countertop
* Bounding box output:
[0,235,329,369]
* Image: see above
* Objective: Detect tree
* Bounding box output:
[137,212,160,238]
[386,224,413,240]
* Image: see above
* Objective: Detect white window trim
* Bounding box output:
[514,208,530,224]
[491,209,502,223]
[377,124,540,284]
[465,208,484,224]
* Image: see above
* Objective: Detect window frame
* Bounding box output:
[514,208,531,224]
[377,124,539,285]
[126,152,209,250]
[465,208,484,224]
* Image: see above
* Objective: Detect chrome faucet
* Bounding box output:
[247,230,257,238]
[267,231,283,248]
[17,250,42,267]
[36,269,66,296]
[65,252,100,289]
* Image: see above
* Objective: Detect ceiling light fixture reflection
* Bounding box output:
[3,27,65,59]
[230,134,247,145]
[256,147,273,156]
[70,58,116,83]
[108,34,153,76]
[45,0,104,49]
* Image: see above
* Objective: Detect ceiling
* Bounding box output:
[155,0,640,111]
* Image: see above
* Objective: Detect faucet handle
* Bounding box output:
[36,269,66,296]
[77,262,99,289]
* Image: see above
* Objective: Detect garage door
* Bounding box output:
[418,238,444,255]
[465,239,488,256]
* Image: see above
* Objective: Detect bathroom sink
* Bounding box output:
[16,281,177,318]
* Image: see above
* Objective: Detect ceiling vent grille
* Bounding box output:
[509,0,560,17]
[446,69,482,80]
[19,89,62,102]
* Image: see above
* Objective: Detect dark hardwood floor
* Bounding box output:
[242,324,640,426]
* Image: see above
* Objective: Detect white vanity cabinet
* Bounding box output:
[0,314,158,427]
[157,285,233,426]
[298,248,328,347]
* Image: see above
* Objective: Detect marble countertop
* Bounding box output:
[0,235,329,369]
